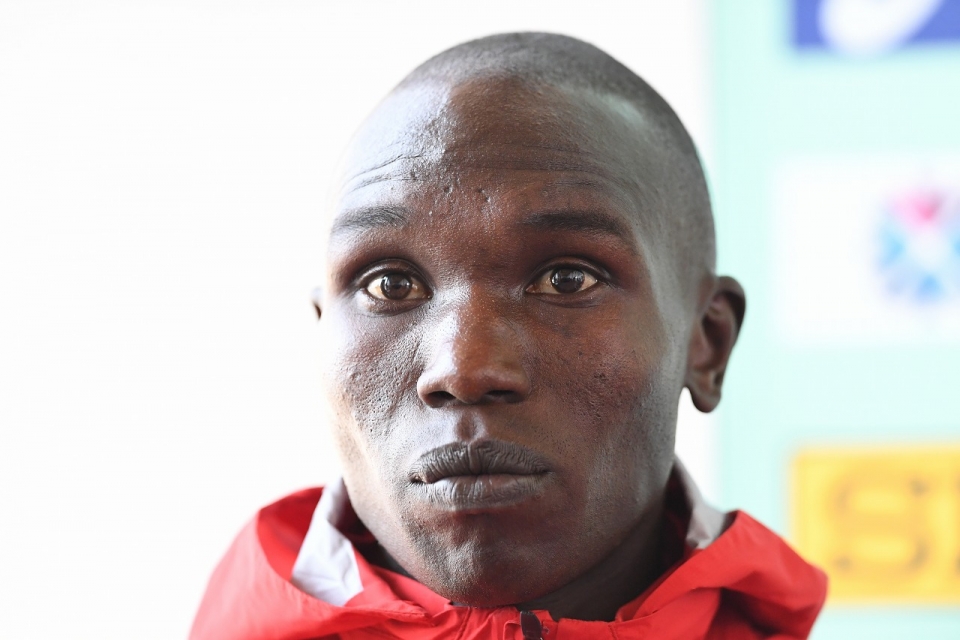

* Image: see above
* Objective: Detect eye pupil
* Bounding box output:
[380,273,413,299]
[550,268,585,293]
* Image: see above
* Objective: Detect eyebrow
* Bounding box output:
[519,209,636,246]
[330,205,410,236]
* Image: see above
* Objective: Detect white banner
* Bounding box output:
[773,157,960,345]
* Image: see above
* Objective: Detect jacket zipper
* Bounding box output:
[519,610,543,640]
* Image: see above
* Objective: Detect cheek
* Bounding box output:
[319,309,422,480]
[542,309,679,496]
[547,315,661,422]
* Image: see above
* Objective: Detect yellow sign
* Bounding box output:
[792,445,960,603]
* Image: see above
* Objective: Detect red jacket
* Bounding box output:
[192,469,826,639]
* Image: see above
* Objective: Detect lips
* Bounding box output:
[410,440,550,483]
[409,440,551,510]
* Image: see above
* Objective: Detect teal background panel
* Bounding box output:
[710,1,960,638]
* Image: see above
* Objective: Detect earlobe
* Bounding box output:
[685,276,746,413]
[311,286,323,320]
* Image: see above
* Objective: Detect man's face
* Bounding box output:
[317,78,693,605]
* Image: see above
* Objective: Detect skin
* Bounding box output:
[313,76,744,621]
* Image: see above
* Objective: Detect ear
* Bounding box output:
[684,275,745,413]
[311,286,323,320]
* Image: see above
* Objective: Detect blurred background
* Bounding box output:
[1,1,958,637]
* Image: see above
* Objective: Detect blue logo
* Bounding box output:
[794,0,960,55]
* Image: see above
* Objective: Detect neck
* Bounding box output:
[514,496,666,621]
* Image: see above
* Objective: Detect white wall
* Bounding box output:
[0,2,712,637]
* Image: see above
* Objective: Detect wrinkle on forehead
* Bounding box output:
[340,158,658,219]
[343,152,426,190]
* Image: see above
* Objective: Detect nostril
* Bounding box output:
[426,390,457,406]
[486,389,520,402]
[423,388,523,407]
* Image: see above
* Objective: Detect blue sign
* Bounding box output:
[794,0,960,54]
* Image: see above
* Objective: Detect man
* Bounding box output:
[192,33,827,639]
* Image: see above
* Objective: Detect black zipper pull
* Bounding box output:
[519,610,543,640]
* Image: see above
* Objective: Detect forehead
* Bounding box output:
[332,78,670,233]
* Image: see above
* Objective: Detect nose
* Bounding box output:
[417,299,531,407]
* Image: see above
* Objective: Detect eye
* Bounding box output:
[364,271,429,301]
[527,266,600,295]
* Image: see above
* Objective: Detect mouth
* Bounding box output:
[409,440,551,511]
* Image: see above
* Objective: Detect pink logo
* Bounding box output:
[878,187,960,303]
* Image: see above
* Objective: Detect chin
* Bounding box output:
[402,526,570,607]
